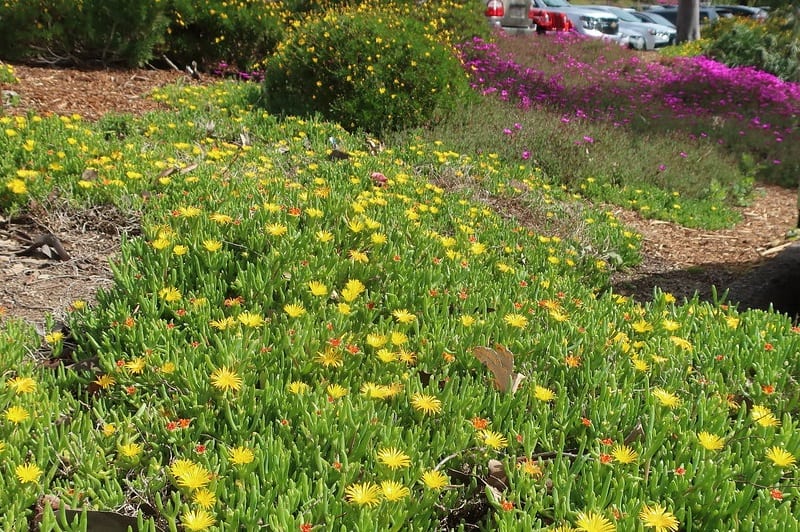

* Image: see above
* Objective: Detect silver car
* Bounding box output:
[485,0,537,35]
[585,5,676,50]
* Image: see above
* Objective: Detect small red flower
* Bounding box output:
[599,453,613,464]
[762,384,775,395]
[581,417,592,427]
[346,344,360,354]
[300,524,313,532]
[500,500,514,511]
[674,466,686,476]
[770,488,783,501]
[166,421,178,431]
[125,386,136,395]
[281,419,289,426]
[764,343,774,351]
[600,438,613,446]
[178,418,191,428]
[332,461,342,471]
[519,280,528,287]
[195,444,206,454]
[328,337,342,347]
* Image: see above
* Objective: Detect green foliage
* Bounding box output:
[162,0,287,71]
[261,8,472,135]
[703,12,800,82]
[0,62,17,83]
[0,0,169,67]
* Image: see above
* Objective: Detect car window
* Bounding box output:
[542,0,571,7]
[605,7,640,23]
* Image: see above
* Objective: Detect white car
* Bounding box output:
[585,5,677,50]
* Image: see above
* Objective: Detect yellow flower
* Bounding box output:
[366,333,388,348]
[181,508,216,530]
[390,331,407,345]
[159,287,182,303]
[632,320,653,333]
[0,440,6,454]
[202,239,222,252]
[6,178,27,195]
[102,424,116,437]
[503,313,528,328]
[209,213,233,224]
[118,442,143,459]
[124,357,146,374]
[652,388,680,408]
[265,223,288,236]
[315,230,334,243]
[725,316,739,329]
[751,405,780,427]
[669,336,692,352]
[15,462,43,484]
[611,445,638,464]
[284,303,306,318]
[172,245,188,256]
[327,383,348,399]
[337,303,352,314]
[461,315,476,327]
[481,430,508,450]
[411,393,442,415]
[193,488,217,509]
[371,233,387,245]
[5,405,29,423]
[661,319,680,332]
[534,385,556,402]
[381,480,410,501]
[307,281,328,297]
[210,316,236,330]
[765,446,796,468]
[44,331,64,344]
[237,311,264,328]
[176,463,212,490]
[7,376,36,394]
[316,347,343,368]
[210,366,242,393]
[639,504,679,532]
[229,446,255,465]
[631,356,650,372]
[392,309,416,324]
[697,431,725,451]
[345,482,382,507]
[377,447,411,470]
[575,511,616,532]
[341,279,365,302]
[470,242,487,255]
[421,469,449,490]
[288,381,310,394]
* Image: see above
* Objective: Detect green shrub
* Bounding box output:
[703,12,800,82]
[162,0,287,71]
[0,0,169,67]
[262,8,472,135]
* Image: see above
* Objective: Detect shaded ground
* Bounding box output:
[2,62,798,329]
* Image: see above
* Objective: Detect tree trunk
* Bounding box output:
[676,0,700,43]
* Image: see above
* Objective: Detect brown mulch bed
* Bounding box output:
[1,61,798,327]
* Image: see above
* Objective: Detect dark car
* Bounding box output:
[714,5,768,20]
[644,5,722,26]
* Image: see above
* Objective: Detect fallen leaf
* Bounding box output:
[473,344,525,394]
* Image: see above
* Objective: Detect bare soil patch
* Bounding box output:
[2,62,798,327]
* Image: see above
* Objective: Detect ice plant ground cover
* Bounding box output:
[1,67,799,532]
[436,33,800,229]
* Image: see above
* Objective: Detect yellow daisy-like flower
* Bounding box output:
[209,212,234,224]
[5,405,30,423]
[102,424,116,437]
[725,316,739,329]
[639,504,679,532]
[176,206,201,219]
[172,245,188,256]
[307,280,328,297]
[751,405,780,427]
[349,249,369,263]
[481,430,508,450]
[124,357,146,374]
[94,374,116,389]
[765,446,797,468]
[209,316,236,330]
[503,313,528,328]
[534,385,556,402]
[210,366,243,393]
[284,303,306,318]
[652,388,680,408]
[697,431,725,451]
[377,447,411,470]
[341,279,366,302]
[611,444,638,464]
[181,508,216,530]
[392,309,416,324]
[366,333,388,348]
[7,376,37,394]
[461,315,476,327]
[631,356,649,372]
[237,311,264,328]
[266,223,288,237]
[159,287,182,303]
[193,488,217,509]
[44,331,64,344]
[669,336,692,352]
[229,446,255,465]
[202,239,222,252]
[575,510,616,532]
[316,347,343,368]
[7,178,27,195]
[381,480,411,501]
[327,383,348,399]
[176,463,212,490]
[169,459,197,479]
[15,462,43,484]
[410,393,442,415]
[661,319,680,332]
[421,469,449,490]
[632,320,653,333]
[288,381,310,394]
[390,331,407,345]
[315,230,334,243]
[118,442,143,459]
[344,482,382,507]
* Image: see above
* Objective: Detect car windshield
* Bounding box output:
[642,13,674,27]
[604,7,640,22]
[542,0,572,7]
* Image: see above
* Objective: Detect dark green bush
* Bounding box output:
[261,8,472,135]
[0,0,169,67]
[162,0,286,72]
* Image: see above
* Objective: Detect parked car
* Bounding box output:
[630,10,676,30]
[586,5,676,49]
[485,0,538,34]
[529,0,622,40]
[644,5,722,26]
[714,5,768,20]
